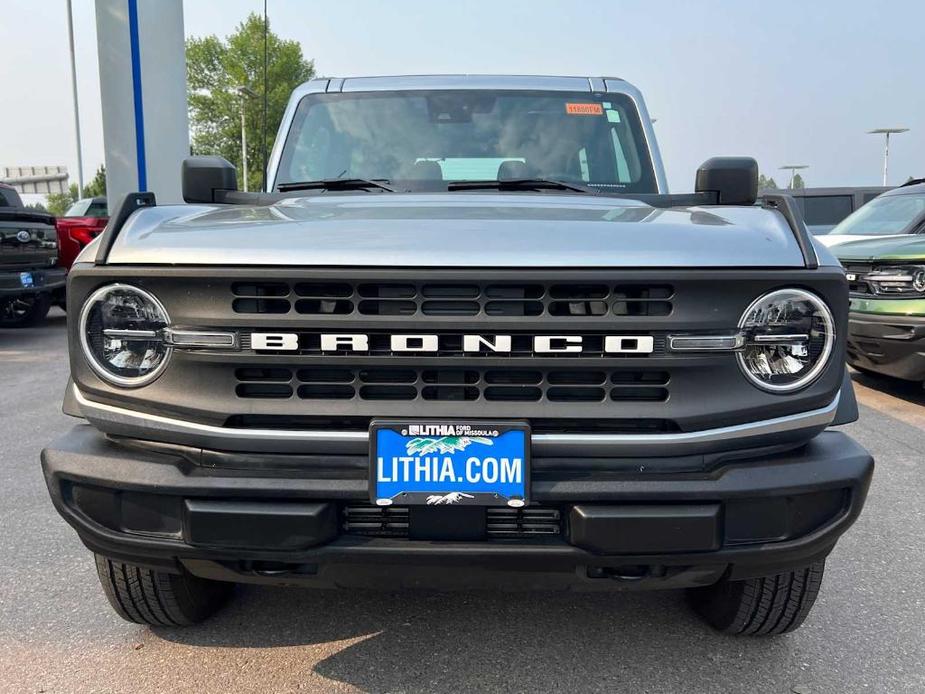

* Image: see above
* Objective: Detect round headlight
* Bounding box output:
[737,288,835,393]
[913,269,925,293]
[79,284,171,387]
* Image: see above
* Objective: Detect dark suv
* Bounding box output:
[0,183,65,327]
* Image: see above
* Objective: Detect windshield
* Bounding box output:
[65,198,108,217]
[276,90,658,193]
[828,193,925,236]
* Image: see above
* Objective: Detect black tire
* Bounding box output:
[0,294,51,328]
[94,555,233,626]
[688,561,825,635]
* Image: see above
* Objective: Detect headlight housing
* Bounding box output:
[79,284,171,387]
[737,288,835,393]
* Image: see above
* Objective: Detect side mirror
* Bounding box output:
[182,156,238,203]
[695,157,758,205]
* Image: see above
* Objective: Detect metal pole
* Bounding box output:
[240,99,248,192]
[66,0,84,198]
[882,132,890,186]
[262,0,268,192]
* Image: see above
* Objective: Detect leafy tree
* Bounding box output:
[757,173,779,190]
[186,14,315,191]
[26,201,49,213]
[84,165,107,198]
[790,173,806,190]
[46,183,79,217]
[43,165,104,217]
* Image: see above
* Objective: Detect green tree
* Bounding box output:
[758,173,779,190]
[46,183,78,217]
[42,165,104,216]
[84,165,107,198]
[26,201,49,213]
[790,173,806,190]
[186,14,315,191]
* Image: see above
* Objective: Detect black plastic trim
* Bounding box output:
[42,425,873,583]
[93,192,156,265]
[832,367,859,425]
[760,194,819,269]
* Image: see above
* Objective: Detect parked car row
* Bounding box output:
[824,181,925,383]
[0,184,107,327]
[762,186,890,236]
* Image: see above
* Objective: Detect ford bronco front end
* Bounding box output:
[42,75,873,635]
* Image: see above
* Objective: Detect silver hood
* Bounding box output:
[106,193,806,267]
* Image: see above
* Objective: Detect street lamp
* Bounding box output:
[66,0,84,197]
[867,128,909,186]
[236,85,257,191]
[779,164,809,190]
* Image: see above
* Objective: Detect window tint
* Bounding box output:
[800,195,854,226]
[0,187,22,207]
[86,201,108,217]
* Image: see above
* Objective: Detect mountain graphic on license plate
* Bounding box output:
[370,421,530,507]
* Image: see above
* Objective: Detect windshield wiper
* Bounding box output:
[446,178,598,194]
[277,178,397,193]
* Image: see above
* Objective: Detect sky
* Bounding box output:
[1,0,923,199]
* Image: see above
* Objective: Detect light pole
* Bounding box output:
[867,128,909,186]
[66,0,84,197]
[236,85,257,191]
[779,164,809,190]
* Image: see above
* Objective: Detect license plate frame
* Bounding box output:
[369,420,530,508]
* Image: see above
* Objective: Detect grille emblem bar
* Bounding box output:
[250,332,656,354]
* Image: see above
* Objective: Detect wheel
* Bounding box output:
[687,560,825,635]
[94,555,234,626]
[0,294,51,328]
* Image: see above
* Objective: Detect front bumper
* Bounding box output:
[0,267,67,296]
[42,425,874,590]
[847,301,925,380]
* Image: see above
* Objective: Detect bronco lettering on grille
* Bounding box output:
[249,333,655,354]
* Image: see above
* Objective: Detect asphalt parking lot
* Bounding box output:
[1,312,923,694]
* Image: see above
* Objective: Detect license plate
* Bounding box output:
[19,272,33,288]
[370,420,530,507]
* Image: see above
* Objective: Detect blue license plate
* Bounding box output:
[19,272,33,288]
[370,421,530,507]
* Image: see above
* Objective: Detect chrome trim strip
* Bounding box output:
[669,334,745,351]
[72,385,840,457]
[164,329,238,348]
[103,329,159,340]
[753,333,809,344]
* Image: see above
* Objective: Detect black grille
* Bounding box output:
[342,505,410,536]
[235,366,670,403]
[843,263,874,295]
[485,507,562,536]
[341,504,562,538]
[232,281,674,318]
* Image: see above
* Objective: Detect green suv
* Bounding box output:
[833,182,925,381]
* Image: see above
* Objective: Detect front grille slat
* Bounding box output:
[342,505,561,538]
[231,281,674,318]
[237,366,670,403]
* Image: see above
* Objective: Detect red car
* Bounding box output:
[55,196,108,271]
